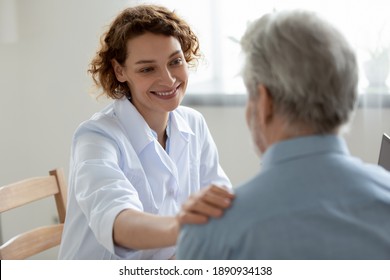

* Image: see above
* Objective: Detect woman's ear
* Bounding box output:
[111,59,127,83]
[257,84,274,126]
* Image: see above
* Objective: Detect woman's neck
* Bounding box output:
[147,113,169,149]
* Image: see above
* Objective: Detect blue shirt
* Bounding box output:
[59,97,231,259]
[177,135,390,259]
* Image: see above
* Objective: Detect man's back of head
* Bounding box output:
[241,10,358,136]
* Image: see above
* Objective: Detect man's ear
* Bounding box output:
[111,59,127,83]
[257,84,274,126]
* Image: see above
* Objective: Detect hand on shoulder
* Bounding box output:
[177,185,235,225]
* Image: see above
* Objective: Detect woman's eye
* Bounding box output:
[139,67,154,73]
[170,58,183,66]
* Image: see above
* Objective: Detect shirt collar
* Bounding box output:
[169,108,195,139]
[260,134,350,172]
[113,97,194,154]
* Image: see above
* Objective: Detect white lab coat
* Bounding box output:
[58,97,231,259]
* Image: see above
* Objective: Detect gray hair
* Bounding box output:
[241,10,358,133]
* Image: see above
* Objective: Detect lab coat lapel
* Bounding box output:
[151,111,195,198]
[114,97,155,154]
[153,141,179,194]
[150,110,195,183]
[169,110,194,162]
[114,98,193,199]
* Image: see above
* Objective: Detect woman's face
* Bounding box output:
[113,32,189,120]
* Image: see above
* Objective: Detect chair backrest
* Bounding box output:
[0,168,67,260]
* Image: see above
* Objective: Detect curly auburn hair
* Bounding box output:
[88,5,201,99]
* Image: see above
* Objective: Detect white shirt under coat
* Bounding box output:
[58,97,231,259]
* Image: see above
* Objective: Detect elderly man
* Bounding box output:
[176,10,390,259]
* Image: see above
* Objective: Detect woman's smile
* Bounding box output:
[151,84,181,98]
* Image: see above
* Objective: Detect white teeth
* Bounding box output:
[154,89,176,96]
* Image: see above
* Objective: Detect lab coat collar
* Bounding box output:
[114,97,155,154]
[113,97,194,154]
[169,107,195,140]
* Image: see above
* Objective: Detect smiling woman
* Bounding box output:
[58,4,233,260]
[111,33,189,134]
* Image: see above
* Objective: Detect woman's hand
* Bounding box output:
[177,185,235,225]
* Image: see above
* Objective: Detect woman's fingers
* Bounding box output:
[199,185,234,209]
[182,197,224,218]
[177,185,235,225]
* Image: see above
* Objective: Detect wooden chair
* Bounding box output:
[0,168,67,259]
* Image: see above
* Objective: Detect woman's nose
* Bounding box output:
[160,68,176,86]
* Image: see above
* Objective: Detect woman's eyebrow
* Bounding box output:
[169,50,182,58]
[135,50,182,65]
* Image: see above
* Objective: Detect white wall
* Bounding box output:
[0,0,389,259]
